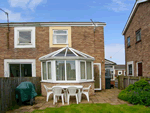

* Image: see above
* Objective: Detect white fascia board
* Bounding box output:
[122,0,148,35]
[0,22,106,27]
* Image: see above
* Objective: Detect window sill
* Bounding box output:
[15,45,35,48]
[135,40,141,44]
[53,43,68,45]
[40,80,95,83]
[127,45,131,48]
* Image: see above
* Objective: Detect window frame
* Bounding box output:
[4,59,36,77]
[127,61,134,76]
[14,27,36,48]
[136,29,141,42]
[55,60,76,81]
[53,30,68,44]
[46,61,52,80]
[80,60,86,80]
[80,60,93,81]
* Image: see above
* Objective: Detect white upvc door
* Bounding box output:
[94,63,101,90]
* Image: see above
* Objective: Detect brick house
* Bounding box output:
[122,0,150,77]
[0,22,106,95]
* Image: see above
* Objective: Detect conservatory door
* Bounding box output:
[94,63,101,90]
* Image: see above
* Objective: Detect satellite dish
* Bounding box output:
[110,56,112,59]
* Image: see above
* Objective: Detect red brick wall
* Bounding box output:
[124,2,150,77]
[0,26,105,89]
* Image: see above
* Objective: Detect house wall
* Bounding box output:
[0,26,105,89]
[124,2,150,77]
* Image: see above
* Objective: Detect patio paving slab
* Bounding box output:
[6,88,132,113]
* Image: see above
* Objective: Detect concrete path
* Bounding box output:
[7,88,132,113]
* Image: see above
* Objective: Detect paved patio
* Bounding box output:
[7,88,132,113]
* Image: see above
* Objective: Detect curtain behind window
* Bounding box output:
[56,61,65,80]
[10,64,20,77]
[48,62,51,79]
[42,62,47,80]
[66,61,76,80]
[87,62,92,80]
[80,62,85,79]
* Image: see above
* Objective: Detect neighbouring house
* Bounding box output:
[122,0,150,77]
[105,59,116,85]
[0,22,106,96]
[114,65,125,77]
[105,59,125,85]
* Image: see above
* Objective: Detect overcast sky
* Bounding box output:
[0,0,136,64]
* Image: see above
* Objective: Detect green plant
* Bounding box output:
[118,79,150,106]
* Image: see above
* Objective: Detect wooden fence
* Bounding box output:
[118,76,150,90]
[0,77,41,113]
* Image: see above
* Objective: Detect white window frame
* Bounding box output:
[86,61,93,80]
[80,60,86,80]
[46,61,52,80]
[4,59,36,77]
[118,71,122,75]
[53,30,68,44]
[14,27,36,48]
[55,60,76,81]
[127,61,134,76]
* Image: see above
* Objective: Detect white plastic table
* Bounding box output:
[52,85,83,103]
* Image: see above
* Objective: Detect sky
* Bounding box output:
[0,0,136,64]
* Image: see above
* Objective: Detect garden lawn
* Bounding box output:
[31,103,150,113]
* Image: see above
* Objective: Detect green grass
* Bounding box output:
[31,103,150,113]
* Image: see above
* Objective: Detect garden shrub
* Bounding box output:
[118,79,150,106]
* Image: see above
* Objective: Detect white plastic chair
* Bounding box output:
[67,87,78,105]
[82,85,91,102]
[52,87,64,105]
[44,85,53,102]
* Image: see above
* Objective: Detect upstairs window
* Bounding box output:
[53,30,68,44]
[136,29,141,42]
[127,37,130,47]
[14,27,35,48]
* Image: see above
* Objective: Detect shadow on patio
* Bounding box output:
[7,88,132,113]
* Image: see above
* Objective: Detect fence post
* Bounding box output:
[118,76,120,89]
[128,76,130,86]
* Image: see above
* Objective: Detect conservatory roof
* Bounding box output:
[39,46,95,61]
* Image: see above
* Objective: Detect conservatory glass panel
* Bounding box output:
[42,62,47,80]
[66,49,76,56]
[80,62,85,79]
[87,62,92,80]
[47,62,51,79]
[55,50,66,56]
[74,51,84,57]
[66,61,76,80]
[56,61,65,80]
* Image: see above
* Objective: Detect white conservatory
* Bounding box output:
[39,46,95,83]
[39,46,95,96]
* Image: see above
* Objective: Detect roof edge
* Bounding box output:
[122,0,148,35]
[0,22,106,27]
